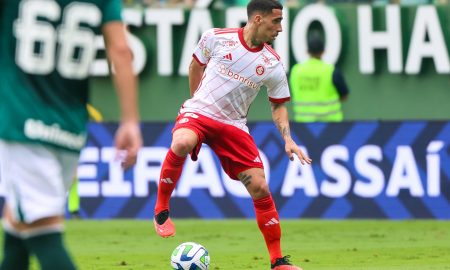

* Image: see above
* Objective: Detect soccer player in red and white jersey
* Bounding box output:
[153,0,311,269]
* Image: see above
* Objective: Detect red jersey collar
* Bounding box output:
[238,28,264,52]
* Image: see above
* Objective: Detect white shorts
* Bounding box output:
[0,140,79,224]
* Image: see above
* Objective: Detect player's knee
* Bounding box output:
[171,138,195,156]
[250,183,270,199]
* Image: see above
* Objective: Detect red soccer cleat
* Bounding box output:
[271,256,303,270]
[272,265,303,270]
[153,210,176,238]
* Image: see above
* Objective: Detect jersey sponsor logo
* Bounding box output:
[221,40,239,48]
[264,218,279,226]
[178,118,189,124]
[223,53,233,61]
[256,65,265,76]
[178,113,198,124]
[184,113,199,118]
[24,119,86,150]
[217,64,259,89]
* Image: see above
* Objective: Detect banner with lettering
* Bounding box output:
[91,5,450,122]
[34,121,450,219]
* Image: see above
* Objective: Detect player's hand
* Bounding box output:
[115,121,142,169]
[285,138,312,165]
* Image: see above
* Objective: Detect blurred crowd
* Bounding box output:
[123,0,448,9]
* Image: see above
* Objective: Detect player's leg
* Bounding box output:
[22,218,75,270]
[13,216,75,270]
[154,127,197,214]
[0,207,29,270]
[239,169,302,270]
[0,141,78,270]
[210,124,302,270]
[0,232,29,270]
[154,126,199,237]
[238,168,282,263]
[0,141,31,270]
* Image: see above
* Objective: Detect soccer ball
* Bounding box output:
[170,242,210,270]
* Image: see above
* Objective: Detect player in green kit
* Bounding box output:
[0,0,142,269]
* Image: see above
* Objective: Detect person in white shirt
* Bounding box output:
[153,0,311,269]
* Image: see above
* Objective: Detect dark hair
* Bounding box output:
[247,0,283,18]
[307,32,325,54]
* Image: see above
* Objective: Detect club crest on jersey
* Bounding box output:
[256,65,265,76]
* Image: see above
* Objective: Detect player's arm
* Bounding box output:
[102,22,142,169]
[332,69,350,102]
[271,102,312,165]
[189,58,205,97]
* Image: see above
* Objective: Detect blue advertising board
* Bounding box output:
[66,121,450,220]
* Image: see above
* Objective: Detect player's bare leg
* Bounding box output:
[154,128,198,238]
[239,168,303,270]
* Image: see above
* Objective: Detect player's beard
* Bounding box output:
[267,36,276,45]
[266,34,278,45]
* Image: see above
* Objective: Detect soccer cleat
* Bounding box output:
[271,256,303,270]
[272,266,303,270]
[153,210,176,238]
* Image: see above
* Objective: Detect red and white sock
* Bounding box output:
[154,148,186,215]
[253,194,282,264]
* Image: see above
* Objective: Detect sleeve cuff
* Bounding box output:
[269,97,291,103]
[193,54,207,66]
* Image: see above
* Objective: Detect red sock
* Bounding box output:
[253,194,282,264]
[154,148,186,215]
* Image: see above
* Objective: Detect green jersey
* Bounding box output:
[0,0,122,152]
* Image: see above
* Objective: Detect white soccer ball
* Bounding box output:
[170,242,210,270]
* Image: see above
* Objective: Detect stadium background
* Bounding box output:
[91,3,449,121]
[1,2,449,220]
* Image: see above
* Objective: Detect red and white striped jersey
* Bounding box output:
[180,27,290,133]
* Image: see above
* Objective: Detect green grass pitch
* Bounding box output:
[2,219,450,269]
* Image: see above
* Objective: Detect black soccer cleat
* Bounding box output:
[154,209,170,225]
[271,255,303,270]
